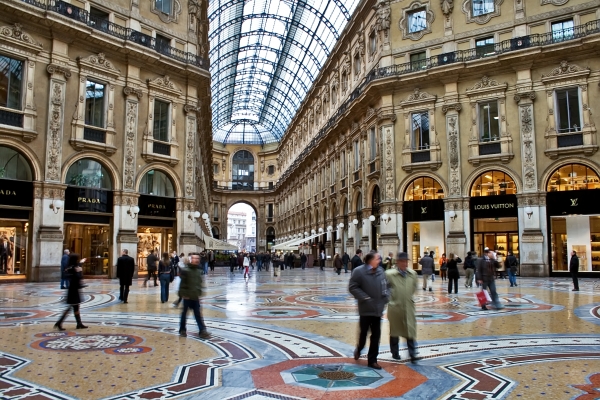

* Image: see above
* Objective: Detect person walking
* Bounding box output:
[200,251,208,275]
[383,252,394,270]
[476,249,504,310]
[570,250,579,291]
[446,253,462,294]
[351,249,363,271]
[179,253,209,338]
[158,252,172,303]
[439,253,448,282]
[319,250,326,271]
[144,250,158,287]
[342,251,350,273]
[349,251,389,370]
[505,251,519,287]
[229,253,237,274]
[386,252,418,363]
[209,250,215,272]
[463,251,476,288]
[116,249,135,303]
[54,253,88,330]
[419,252,434,292]
[334,253,343,275]
[60,249,70,289]
[300,252,307,270]
[243,253,250,278]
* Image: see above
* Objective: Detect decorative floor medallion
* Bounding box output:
[282,363,393,390]
[30,333,150,355]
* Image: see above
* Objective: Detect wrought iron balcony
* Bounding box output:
[411,150,431,164]
[557,133,584,148]
[153,141,170,156]
[83,127,106,143]
[0,109,23,128]
[48,0,88,23]
[479,142,502,155]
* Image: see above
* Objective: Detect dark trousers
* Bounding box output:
[119,284,130,302]
[357,315,381,364]
[179,299,206,333]
[145,270,157,286]
[448,277,458,293]
[320,260,325,271]
[571,271,579,290]
[390,336,416,359]
[56,304,82,326]
[159,274,170,302]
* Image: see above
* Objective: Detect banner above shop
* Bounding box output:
[546,189,600,216]
[138,195,176,218]
[470,195,518,219]
[403,199,445,222]
[65,187,112,213]
[0,179,33,208]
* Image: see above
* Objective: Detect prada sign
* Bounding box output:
[470,195,518,219]
[546,189,600,216]
[403,199,445,222]
[0,179,33,208]
[65,187,112,213]
[138,194,176,218]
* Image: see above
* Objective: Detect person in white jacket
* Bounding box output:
[243,254,250,278]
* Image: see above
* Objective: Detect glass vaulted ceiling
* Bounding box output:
[208,0,360,145]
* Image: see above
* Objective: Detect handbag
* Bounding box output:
[169,266,175,283]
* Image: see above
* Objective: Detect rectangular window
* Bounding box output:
[84,80,105,128]
[341,151,346,176]
[213,164,219,174]
[354,140,360,170]
[342,72,348,92]
[411,112,430,150]
[555,88,581,134]
[354,53,361,75]
[472,0,495,16]
[153,99,170,142]
[369,127,377,160]
[268,181,273,189]
[0,55,23,110]
[267,165,274,174]
[155,0,172,14]
[479,101,500,142]
[268,204,273,218]
[475,37,495,58]
[331,160,335,181]
[408,9,427,33]
[213,203,219,218]
[410,52,427,71]
[552,19,574,42]
[89,7,109,30]
[369,32,377,55]
[155,33,171,54]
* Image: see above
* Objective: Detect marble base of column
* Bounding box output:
[117,229,139,279]
[520,229,547,277]
[33,226,64,282]
[447,231,467,276]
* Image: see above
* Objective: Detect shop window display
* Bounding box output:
[470,171,516,197]
[0,225,27,275]
[63,224,110,275]
[136,228,174,271]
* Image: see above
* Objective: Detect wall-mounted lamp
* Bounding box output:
[188,210,201,221]
[201,213,209,220]
[327,225,333,232]
[127,205,141,219]
[449,210,457,222]
[311,229,316,235]
[352,219,359,225]
[304,232,309,237]
[49,199,64,214]
[368,215,376,223]
[525,206,533,219]
[318,227,324,233]
[338,222,344,229]
[380,213,391,225]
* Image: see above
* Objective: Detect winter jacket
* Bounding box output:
[419,256,434,275]
[349,264,389,317]
[178,263,204,299]
[351,254,363,270]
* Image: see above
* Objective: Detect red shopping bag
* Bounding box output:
[476,290,491,306]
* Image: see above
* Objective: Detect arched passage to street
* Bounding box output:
[226,201,258,252]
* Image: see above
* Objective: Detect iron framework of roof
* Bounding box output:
[208,0,360,145]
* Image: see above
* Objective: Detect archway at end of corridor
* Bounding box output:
[226,202,257,253]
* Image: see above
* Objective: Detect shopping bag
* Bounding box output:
[476,290,490,306]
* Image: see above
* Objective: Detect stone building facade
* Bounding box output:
[0,0,212,281]
[216,0,600,277]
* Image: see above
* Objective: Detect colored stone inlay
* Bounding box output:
[289,364,386,389]
[31,333,144,352]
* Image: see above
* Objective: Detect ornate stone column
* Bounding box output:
[378,116,400,256]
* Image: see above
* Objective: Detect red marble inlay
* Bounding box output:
[168,364,209,391]
[573,373,600,400]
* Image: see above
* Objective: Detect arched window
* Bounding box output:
[232,150,254,190]
[372,186,380,214]
[0,146,32,181]
[266,227,275,236]
[471,170,516,197]
[547,164,600,192]
[404,176,444,201]
[65,159,112,189]
[139,170,175,197]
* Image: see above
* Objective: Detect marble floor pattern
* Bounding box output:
[0,268,599,400]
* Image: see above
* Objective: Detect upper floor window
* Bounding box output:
[0,55,23,110]
[139,169,175,196]
[267,165,274,175]
[213,163,219,174]
[475,37,495,58]
[472,0,494,16]
[341,151,346,176]
[0,146,32,181]
[155,34,171,53]
[89,7,109,30]
[408,9,427,33]
[354,53,361,76]
[153,99,170,142]
[155,0,172,15]
[410,52,427,71]
[341,72,348,92]
[353,140,360,170]
[84,80,105,128]
[232,150,254,190]
[479,101,500,142]
[369,127,377,160]
[552,19,574,42]
[369,30,377,55]
[411,112,429,150]
[330,160,335,181]
[555,88,581,134]
[66,158,112,189]
[471,170,516,197]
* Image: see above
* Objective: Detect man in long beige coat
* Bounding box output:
[385,252,419,363]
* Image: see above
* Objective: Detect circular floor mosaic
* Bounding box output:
[31,333,151,355]
[281,363,393,391]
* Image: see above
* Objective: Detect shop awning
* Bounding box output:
[272,237,303,250]
[201,231,238,251]
[285,231,326,246]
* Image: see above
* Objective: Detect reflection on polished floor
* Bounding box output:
[0,267,599,399]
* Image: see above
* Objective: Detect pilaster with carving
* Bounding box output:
[443,104,462,197]
[184,106,198,199]
[45,67,69,182]
[440,0,454,35]
[515,92,538,192]
[123,86,142,191]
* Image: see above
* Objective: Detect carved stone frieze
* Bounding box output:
[46,64,71,79]
[184,103,201,114]
[382,125,395,200]
[466,76,507,92]
[541,60,589,79]
[403,88,437,105]
[147,75,182,97]
[441,0,454,17]
[540,0,569,4]
[45,81,65,181]
[123,101,138,190]
[442,103,462,114]
[514,91,536,103]
[0,23,43,53]
[123,86,143,99]
[77,53,121,77]
[519,104,537,192]
[185,116,197,198]
[447,115,461,196]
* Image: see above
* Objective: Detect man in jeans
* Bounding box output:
[505,251,519,287]
[349,251,389,370]
[476,249,504,310]
[419,251,434,291]
[179,253,209,338]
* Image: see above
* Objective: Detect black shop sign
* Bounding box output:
[546,189,600,216]
[0,179,33,208]
[138,194,176,218]
[65,187,113,213]
[470,195,517,219]
[403,199,445,222]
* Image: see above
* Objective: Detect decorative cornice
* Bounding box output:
[77,53,121,77]
[466,76,507,92]
[541,60,590,79]
[514,91,536,103]
[147,75,183,97]
[0,23,43,53]
[184,103,201,114]
[401,88,436,107]
[123,86,143,99]
[442,103,462,114]
[46,64,71,79]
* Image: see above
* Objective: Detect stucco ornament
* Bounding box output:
[441,0,453,16]
[373,0,391,31]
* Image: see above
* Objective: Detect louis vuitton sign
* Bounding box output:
[546,189,600,216]
[470,195,517,219]
[0,179,33,208]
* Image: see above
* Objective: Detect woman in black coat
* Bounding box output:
[54,253,88,330]
[447,253,462,294]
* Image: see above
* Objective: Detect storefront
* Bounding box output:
[546,163,600,276]
[469,170,519,265]
[62,159,113,277]
[0,146,34,277]
[136,170,176,272]
[402,177,445,270]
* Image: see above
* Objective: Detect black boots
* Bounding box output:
[75,312,88,329]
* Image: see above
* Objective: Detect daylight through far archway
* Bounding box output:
[227,203,257,252]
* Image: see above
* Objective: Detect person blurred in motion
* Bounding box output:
[334,253,342,275]
[179,253,209,338]
[54,253,88,330]
[446,253,462,294]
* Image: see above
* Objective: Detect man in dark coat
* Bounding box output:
[476,249,504,310]
[569,250,579,291]
[117,249,135,303]
[144,250,158,287]
[60,249,70,289]
[300,252,307,269]
[351,249,363,271]
[342,252,350,273]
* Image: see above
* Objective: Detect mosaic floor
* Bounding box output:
[0,268,599,400]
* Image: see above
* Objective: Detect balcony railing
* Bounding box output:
[16,0,209,70]
[411,150,431,163]
[479,142,502,155]
[557,133,584,148]
[153,141,170,156]
[212,182,273,192]
[83,127,106,143]
[353,171,360,182]
[0,109,24,128]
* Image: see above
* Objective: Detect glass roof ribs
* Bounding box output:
[214,103,286,139]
